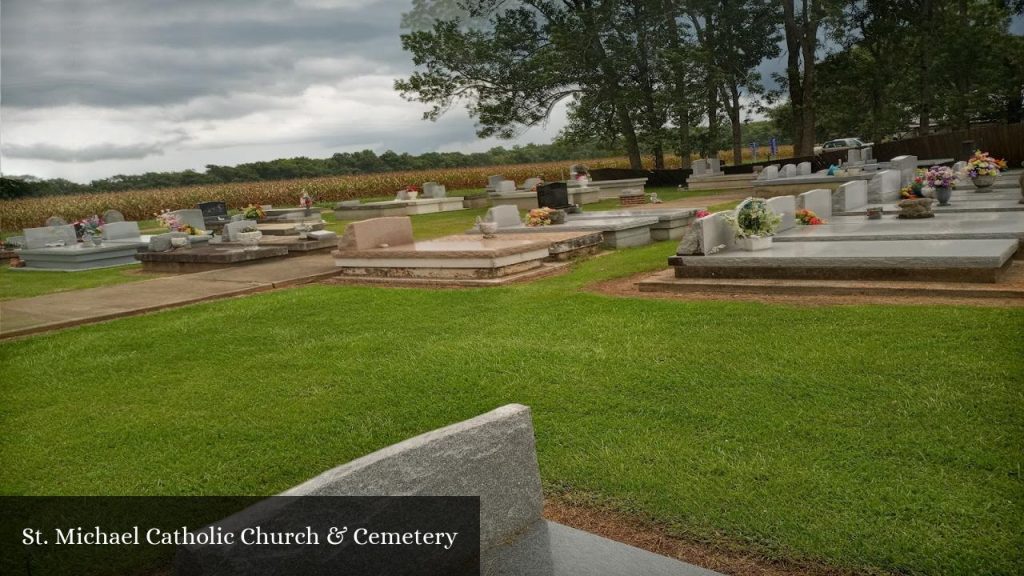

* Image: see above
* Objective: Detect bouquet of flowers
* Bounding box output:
[299,191,314,209]
[525,207,555,227]
[963,150,1006,178]
[76,215,104,237]
[900,172,927,198]
[923,166,956,189]
[795,209,825,225]
[241,204,266,220]
[178,224,202,235]
[694,209,711,219]
[726,198,781,238]
[155,209,181,231]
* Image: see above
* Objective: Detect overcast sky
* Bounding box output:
[2,1,1022,183]
[1,0,575,182]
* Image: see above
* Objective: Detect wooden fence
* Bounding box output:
[873,123,1024,166]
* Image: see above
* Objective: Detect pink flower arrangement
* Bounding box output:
[299,191,314,209]
[155,209,181,231]
[924,166,956,189]
[75,215,104,237]
[795,209,825,225]
[694,209,711,219]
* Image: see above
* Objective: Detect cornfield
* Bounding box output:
[0,158,630,232]
[0,149,795,231]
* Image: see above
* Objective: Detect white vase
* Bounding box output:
[737,235,772,251]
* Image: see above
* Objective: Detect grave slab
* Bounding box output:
[669,239,1018,282]
[776,212,1024,242]
[137,245,289,273]
[17,243,141,271]
[334,197,465,219]
[569,208,698,240]
[572,178,648,200]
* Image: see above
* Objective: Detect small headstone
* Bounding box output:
[224,220,257,242]
[338,217,414,250]
[102,209,125,223]
[170,209,206,230]
[952,161,967,173]
[780,164,797,178]
[868,169,901,203]
[890,155,918,187]
[148,233,174,252]
[197,201,228,219]
[695,211,736,255]
[337,200,360,208]
[537,182,571,209]
[691,159,707,177]
[23,224,77,249]
[758,165,779,180]
[521,177,543,191]
[497,180,516,194]
[485,205,523,229]
[797,162,812,176]
[102,221,141,241]
[44,216,68,227]
[422,182,446,198]
[862,147,873,161]
[847,148,861,164]
[797,189,832,220]
[765,195,796,231]
[833,180,868,212]
[487,175,505,191]
[707,158,721,175]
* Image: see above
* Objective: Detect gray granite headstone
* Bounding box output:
[224,219,258,242]
[695,211,736,255]
[338,217,414,250]
[890,155,917,187]
[485,205,523,229]
[797,189,832,220]
[862,146,873,161]
[797,161,812,176]
[952,161,966,173]
[522,177,543,191]
[422,182,446,198]
[279,404,542,550]
[707,158,721,175]
[833,180,868,212]
[691,159,707,177]
[765,195,796,231]
[102,209,125,223]
[847,148,861,164]
[24,225,78,249]
[44,216,68,227]
[758,165,779,180]
[779,164,796,178]
[102,221,141,241]
[170,209,206,230]
[868,169,901,203]
[497,180,516,194]
[148,233,174,252]
[487,175,505,189]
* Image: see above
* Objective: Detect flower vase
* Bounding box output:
[934,186,952,206]
[91,235,103,246]
[737,235,772,251]
[971,175,995,190]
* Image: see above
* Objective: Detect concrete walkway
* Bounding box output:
[1,254,338,339]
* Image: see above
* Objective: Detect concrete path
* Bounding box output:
[1,254,338,339]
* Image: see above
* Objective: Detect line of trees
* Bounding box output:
[396,0,1024,168]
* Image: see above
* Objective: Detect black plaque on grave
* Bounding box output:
[536,182,571,209]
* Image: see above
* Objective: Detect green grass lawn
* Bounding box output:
[1,243,1021,575]
[0,264,163,301]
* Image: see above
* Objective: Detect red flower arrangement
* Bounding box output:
[795,209,825,225]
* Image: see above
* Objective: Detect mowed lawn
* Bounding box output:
[1,243,1022,575]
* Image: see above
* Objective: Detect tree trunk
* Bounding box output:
[617,105,643,169]
[799,31,817,156]
[706,76,719,158]
[918,0,933,133]
[727,84,743,164]
[781,0,805,154]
